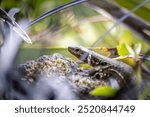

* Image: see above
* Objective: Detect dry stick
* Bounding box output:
[89,0,150,47]
[26,0,150,44]
[26,0,88,29]
[0,0,86,44]
[0,8,32,44]
[1,0,89,43]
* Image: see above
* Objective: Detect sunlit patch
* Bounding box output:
[78,22,98,45]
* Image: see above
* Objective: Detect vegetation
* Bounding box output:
[0,0,150,99]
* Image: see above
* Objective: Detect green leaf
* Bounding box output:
[135,43,142,56]
[117,42,142,58]
[117,43,129,56]
[90,86,118,97]
[125,44,135,56]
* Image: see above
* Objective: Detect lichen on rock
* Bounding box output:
[17,53,106,99]
[18,53,78,82]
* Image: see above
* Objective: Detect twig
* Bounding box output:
[88,0,150,45]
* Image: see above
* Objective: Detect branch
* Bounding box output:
[88,0,150,43]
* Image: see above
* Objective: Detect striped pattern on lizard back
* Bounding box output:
[68,46,135,87]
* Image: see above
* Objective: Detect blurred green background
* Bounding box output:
[0,0,150,64]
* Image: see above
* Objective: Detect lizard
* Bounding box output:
[68,46,136,89]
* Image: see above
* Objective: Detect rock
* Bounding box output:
[18,54,77,83]
[17,53,139,99]
[17,53,106,99]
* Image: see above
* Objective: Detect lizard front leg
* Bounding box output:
[88,65,126,88]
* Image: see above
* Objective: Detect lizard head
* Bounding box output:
[68,46,89,62]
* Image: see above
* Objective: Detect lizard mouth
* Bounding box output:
[68,46,79,57]
[68,46,85,58]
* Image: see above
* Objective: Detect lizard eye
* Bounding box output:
[75,48,80,53]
